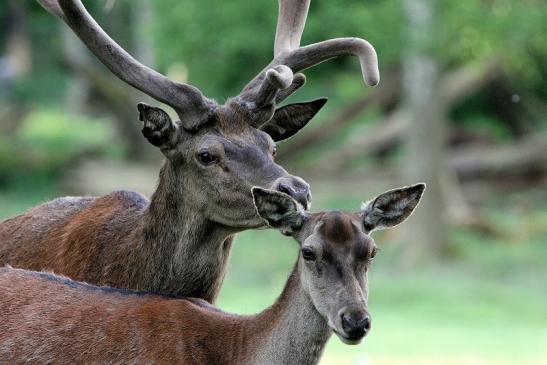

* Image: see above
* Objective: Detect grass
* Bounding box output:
[1,179,546,365]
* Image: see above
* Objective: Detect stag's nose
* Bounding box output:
[341,310,371,339]
[273,177,311,210]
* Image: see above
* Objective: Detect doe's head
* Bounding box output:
[252,183,425,344]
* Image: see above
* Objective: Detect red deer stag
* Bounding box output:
[0,184,424,364]
[0,0,379,302]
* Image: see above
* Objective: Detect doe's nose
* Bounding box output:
[273,177,311,210]
[341,311,371,338]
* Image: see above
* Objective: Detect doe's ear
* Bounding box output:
[137,103,179,150]
[360,183,426,232]
[252,187,306,234]
[261,98,327,142]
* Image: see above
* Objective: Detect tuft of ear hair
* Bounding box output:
[360,183,426,232]
[137,103,178,149]
[252,187,305,234]
[261,98,327,142]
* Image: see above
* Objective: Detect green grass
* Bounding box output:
[1,180,546,365]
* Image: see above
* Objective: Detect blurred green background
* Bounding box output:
[0,0,546,364]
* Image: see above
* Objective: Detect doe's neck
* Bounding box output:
[249,261,332,365]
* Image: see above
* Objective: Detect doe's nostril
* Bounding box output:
[341,313,352,329]
[342,312,371,332]
[361,315,371,330]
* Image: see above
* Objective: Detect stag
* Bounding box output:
[0,0,379,302]
[0,184,423,365]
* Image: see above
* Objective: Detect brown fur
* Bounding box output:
[0,267,256,364]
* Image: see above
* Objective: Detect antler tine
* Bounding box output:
[275,73,306,104]
[235,0,310,125]
[254,65,294,106]
[37,0,214,129]
[236,65,294,127]
[273,37,380,86]
[238,1,380,127]
[38,0,66,20]
[274,0,310,57]
[241,37,379,106]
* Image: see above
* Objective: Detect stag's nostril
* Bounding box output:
[273,178,311,210]
[278,183,293,196]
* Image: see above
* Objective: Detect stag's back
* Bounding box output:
[0,192,147,278]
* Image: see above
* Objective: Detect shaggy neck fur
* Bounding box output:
[126,161,234,302]
[247,261,331,365]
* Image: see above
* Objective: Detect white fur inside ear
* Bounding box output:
[253,188,305,230]
[262,200,290,225]
[360,184,424,231]
[361,199,386,231]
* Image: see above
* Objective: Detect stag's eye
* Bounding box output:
[301,247,316,261]
[197,151,217,165]
[272,146,277,157]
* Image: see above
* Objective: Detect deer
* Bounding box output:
[0,184,424,365]
[0,0,379,303]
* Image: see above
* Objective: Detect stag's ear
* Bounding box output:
[137,103,179,151]
[261,98,327,142]
[252,187,306,234]
[360,183,426,232]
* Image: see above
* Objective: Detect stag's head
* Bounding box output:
[253,183,425,344]
[39,0,379,228]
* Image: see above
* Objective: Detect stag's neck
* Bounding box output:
[133,161,233,301]
[247,261,331,365]
[144,161,225,244]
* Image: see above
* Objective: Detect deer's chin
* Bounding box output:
[211,214,267,230]
[332,329,365,346]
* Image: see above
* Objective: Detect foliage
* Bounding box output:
[7,0,547,138]
[151,0,402,99]
[0,110,114,184]
[439,0,547,87]
[149,0,547,101]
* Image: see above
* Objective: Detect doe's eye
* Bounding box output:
[198,151,217,165]
[301,247,316,261]
[272,146,278,156]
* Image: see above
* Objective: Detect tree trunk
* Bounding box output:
[400,0,447,261]
[310,62,501,172]
[0,0,31,100]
